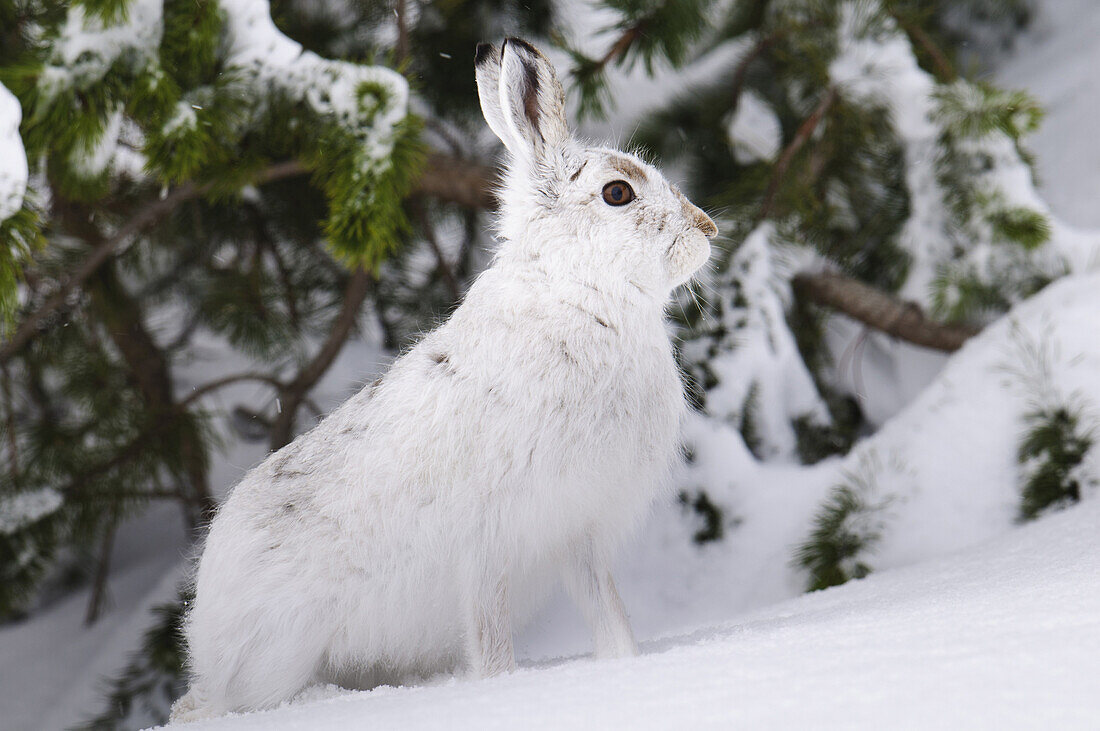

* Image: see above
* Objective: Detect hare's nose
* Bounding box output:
[697,211,718,239]
[688,204,718,239]
[675,188,719,238]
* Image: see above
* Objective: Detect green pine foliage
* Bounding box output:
[1017,406,1094,522]
[792,394,862,465]
[930,79,1053,323]
[77,589,192,730]
[794,459,892,591]
[0,205,43,326]
[560,0,717,119]
[678,489,726,544]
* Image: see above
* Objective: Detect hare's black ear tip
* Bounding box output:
[502,37,539,56]
[475,43,496,67]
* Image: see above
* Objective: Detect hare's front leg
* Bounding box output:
[563,541,639,659]
[464,563,516,678]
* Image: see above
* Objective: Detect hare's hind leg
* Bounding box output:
[463,564,515,678]
[187,601,331,714]
[563,541,639,659]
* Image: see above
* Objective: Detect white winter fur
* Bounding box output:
[172,38,717,721]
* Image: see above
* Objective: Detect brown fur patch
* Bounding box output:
[609,156,648,183]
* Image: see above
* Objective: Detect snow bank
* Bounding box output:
[675,271,1100,624]
[159,491,1100,730]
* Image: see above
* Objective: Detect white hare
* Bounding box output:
[172,38,716,721]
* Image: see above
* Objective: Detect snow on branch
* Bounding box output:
[0,82,28,224]
[221,0,409,165]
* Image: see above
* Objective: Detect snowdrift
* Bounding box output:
[160,488,1100,730]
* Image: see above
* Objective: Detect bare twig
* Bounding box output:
[760,86,838,219]
[891,12,956,83]
[268,268,373,449]
[84,516,118,625]
[180,372,285,408]
[410,198,461,303]
[791,270,980,352]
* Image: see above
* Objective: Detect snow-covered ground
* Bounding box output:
[168,494,1100,730]
[4,2,1100,730]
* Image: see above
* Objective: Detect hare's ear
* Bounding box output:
[475,43,513,150]
[478,38,569,163]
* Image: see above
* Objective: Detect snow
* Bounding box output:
[220,0,409,164]
[51,0,164,69]
[687,224,830,460]
[726,91,781,164]
[0,488,63,536]
[163,494,1100,730]
[0,81,28,222]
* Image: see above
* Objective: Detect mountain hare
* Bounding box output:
[172,38,716,721]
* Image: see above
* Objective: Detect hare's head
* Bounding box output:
[475,39,717,296]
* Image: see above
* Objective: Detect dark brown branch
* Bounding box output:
[760,86,838,219]
[414,153,498,210]
[729,31,784,115]
[268,267,373,449]
[394,0,409,64]
[84,517,118,625]
[180,372,285,408]
[1,362,18,484]
[891,12,956,83]
[410,198,461,303]
[86,257,216,526]
[597,23,645,71]
[791,271,980,352]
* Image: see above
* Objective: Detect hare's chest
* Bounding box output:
[536,329,683,473]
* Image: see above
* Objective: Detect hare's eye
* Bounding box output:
[602,180,635,206]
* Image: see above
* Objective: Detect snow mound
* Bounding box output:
[159,496,1100,730]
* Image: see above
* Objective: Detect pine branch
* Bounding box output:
[596,23,646,72]
[0,162,307,365]
[891,11,956,83]
[180,372,284,408]
[86,258,215,526]
[1,362,18,484]
[84,516,118,626]
[269,268,373,449]
[410,198,461,303]
[729,30,783,115]
[1,154,491,367]
[415,153,498,210]
[760,86,838,219]
[394,0,409,64]
[791,271,980,352]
